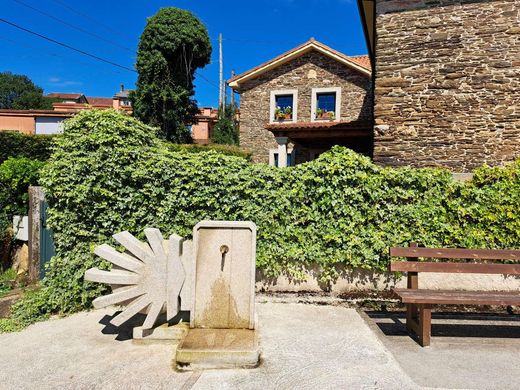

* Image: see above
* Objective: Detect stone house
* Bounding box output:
[228,39,373,166]
[358,0,520,172]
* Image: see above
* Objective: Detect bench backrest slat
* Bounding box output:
[389,247,520,261]
[390,261,520,275]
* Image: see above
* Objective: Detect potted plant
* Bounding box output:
[316,108,335,120]
[275,106,292,121]
[274,106,285,121]
[283,106,293,120]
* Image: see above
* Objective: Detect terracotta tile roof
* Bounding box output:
[228,39,371,88]
[349,55,371,69]
[86,96,113,106]
[0,109,74,117]
[47,93,83,99]
[265,120,372,131]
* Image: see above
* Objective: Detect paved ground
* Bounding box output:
[2,299,519,390]
[0,302,415,390]
[364,310,520,390]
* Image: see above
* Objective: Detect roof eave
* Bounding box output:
[228,41,371,90]
[357,0,375,65]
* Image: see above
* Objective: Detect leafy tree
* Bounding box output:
[212,104,239,145]
[131,8,212,142]
[0,72,55,110]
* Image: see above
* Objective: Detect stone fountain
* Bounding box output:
[85,221,259,369]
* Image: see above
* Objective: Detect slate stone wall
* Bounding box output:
[374,0,520,171]
[238,51,372,163]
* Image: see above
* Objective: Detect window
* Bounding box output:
[269,148,295,167]
[275,95,293,111]
[311,87,341,121]
[274,152,293,167]
[316,93,336,112]
[270,89,298,123]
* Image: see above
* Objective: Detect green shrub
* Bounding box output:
[0,157,44,209]
[0,157,44,242]
[0,268,16,298]
[6,109,520,330]
[212,104,239,145]
[0,132,57,163]
[165,142,251,160]
[0,318,24,332]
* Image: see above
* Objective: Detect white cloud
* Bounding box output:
[48,77,83,87]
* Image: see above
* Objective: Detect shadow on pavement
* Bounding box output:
[99,311,146,341]
[366,311,520,339]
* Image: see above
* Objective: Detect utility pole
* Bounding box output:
[231,69,236,107]
[219,33,223,110]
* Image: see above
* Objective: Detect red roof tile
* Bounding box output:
[0,109,74,117]
[86,96,113,106]
[47,93,83,99]
[265,120,372,131]
[349,55,371,69]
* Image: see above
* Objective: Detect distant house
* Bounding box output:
[191,107,218,144]
[112,84,132,110]
[228,39,372,167]
[47,93,88,104]
[0,85,133,135]
[0,109,71,135]
[50,84,133,114]
[1,83,219,140]
[357,0,520,171]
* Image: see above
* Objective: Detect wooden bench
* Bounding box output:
[389,242,520,347]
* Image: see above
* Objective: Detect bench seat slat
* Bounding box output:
[389,247,520,261]
[390,261,520,274]
[393,288,520,306]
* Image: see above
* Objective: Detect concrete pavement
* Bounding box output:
[365,310,520,390]
[0,301,415,390]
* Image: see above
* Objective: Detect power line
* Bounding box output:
[211,37,290,45]
[0,35,124,75]
[195,71,220,90]
[0,17,220,90]
[12,0,133,53]
[50,0,127,39]
[0,17,136,73]
[224,37,282,45]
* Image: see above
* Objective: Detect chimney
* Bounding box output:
[120,84,124,92]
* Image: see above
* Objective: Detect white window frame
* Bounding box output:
[269,147,295,167]
[311,87,341,122]
[269,89,298,124]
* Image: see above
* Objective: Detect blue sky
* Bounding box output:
[1,0,367,107]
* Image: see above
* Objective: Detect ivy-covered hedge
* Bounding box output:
[5,109,520,329]
[165,142,251,160]
[0,132,57,163]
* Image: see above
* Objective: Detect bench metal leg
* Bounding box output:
[418,304,431,347]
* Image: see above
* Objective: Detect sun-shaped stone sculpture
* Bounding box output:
[85,228,191,329]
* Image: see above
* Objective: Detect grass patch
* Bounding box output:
[0,318,24,332]
[0,268,16,298]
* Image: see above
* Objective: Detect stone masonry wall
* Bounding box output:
[238,51,372,163]
[374,0,520,172]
